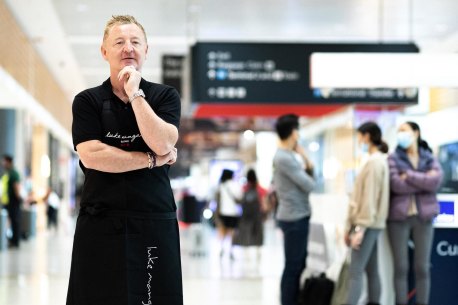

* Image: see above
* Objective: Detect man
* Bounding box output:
[273,114,315,305]
[1,155,22,248]
[67,15,182,305]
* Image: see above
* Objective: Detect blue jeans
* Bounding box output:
[278,217,310,305]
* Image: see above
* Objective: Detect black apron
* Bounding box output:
[67,94,183,305]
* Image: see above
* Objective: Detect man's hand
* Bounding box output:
[156,148,178,167]
[118,65,142,98]
[294,144,313,171]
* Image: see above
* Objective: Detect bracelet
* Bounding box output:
[146,151,156,169]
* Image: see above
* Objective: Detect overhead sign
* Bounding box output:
[191,42,419,104]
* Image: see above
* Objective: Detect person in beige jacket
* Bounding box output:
[343,122,389,305]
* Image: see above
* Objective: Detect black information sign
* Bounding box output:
[191,42,419,104]
[162,55,185,96]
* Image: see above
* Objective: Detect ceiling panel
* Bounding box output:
[5,0,458,105]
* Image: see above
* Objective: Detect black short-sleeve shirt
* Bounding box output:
[72,78,181,213]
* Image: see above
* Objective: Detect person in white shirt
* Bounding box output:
[216,169,243,259]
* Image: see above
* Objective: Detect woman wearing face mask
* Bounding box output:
[387,122,443,305]
[343,122,390,305]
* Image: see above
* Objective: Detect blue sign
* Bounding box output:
[430,228,458,305]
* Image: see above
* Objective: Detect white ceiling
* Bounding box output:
[4,0,458,103]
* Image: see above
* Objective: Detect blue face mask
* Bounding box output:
[360,142,369,153]
[397,131,414,149]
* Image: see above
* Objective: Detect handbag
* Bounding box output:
[330,252,350,305]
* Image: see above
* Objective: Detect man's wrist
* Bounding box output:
[146,151,156,169]
[129,89,145,103]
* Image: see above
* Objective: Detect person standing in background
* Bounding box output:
[1,155,22,249]
[216,169,243,259]
[233,169,266,259]
[44,187,60,231]
[273,114,315,305]
[343,122,390,305]
[387,122,443,305]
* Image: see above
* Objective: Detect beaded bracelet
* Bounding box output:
[146,152,156,169]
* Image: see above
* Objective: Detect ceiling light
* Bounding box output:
[76,3,88,12]
[308,141,320,152]
[243,130,255,141]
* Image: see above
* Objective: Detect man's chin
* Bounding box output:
[121,60,137,67]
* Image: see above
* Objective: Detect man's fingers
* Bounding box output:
[117,65,136,81]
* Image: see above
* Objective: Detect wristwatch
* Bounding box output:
[129,89,145,103]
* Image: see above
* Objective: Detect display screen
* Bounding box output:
[436,201,455,224]
[435,195,458,228]
[208,159,244,189]
[191,42,419,104]
[438,141,458,194]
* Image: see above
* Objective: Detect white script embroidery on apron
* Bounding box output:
[142,246,158,305]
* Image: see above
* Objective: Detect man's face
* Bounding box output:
[2,159,10,170]
[101,23,148,72]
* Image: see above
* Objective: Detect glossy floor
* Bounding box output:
[0,220,284,305]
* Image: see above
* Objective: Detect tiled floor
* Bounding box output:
[0,219,283,305]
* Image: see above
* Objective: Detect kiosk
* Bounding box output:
[429,194,458,305]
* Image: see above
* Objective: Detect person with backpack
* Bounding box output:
[1,154,22,249]
[233,169,266,258]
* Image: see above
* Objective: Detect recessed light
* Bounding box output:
[76,3,88,12]
[435,24,448,33]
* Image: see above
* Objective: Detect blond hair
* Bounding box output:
[103,15,147,42]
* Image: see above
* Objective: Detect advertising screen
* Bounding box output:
[208,159,244,189]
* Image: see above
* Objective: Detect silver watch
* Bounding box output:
[129,89,145,103]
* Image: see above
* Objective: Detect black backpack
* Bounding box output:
[299,273,335,305]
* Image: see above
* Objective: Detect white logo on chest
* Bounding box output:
[105,132,142,143]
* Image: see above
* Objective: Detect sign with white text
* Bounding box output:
[191,42,419,104]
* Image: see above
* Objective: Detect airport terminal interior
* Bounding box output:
[1,0,458,305]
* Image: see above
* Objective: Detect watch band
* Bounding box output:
[129,89,145,103]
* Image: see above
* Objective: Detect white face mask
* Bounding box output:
[397,131,414,149]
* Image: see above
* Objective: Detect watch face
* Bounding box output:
[137,89,145,98]
[130,89,145,103]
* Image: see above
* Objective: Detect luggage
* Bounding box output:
[0,209,7,250]
[20,208,37,239]
[180,195,205,224]
[300,272,335,305]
